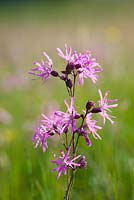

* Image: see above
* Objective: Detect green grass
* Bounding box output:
[0,1,134,200]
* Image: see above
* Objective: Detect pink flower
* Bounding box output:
[32,112,67,152]
[74,51,102,85]
[57,45,102,85]
[30,52,53,80]
[55,97,77,133]
[86,113,102,140]
[98,89,118,124]
[77,156,87,169]
[80,127,92,147]
[51,149,81,179]
[32,125,50,152]
[57,44,74,62]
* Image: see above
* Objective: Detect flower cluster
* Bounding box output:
[30,44,102,86]
[30,44,118,194]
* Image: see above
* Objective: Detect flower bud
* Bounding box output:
[75,64,81,69]
[91,107,101,113]
[51,70,59,77]
[62,125,68,133]
[66,79,72,89]
[66,63,74,74]
[86,101,95,111]
[60,75,66,81]
[61,70,67,74]
[78,156,87,169]
[74,114,81,119]
[80,114,84,119]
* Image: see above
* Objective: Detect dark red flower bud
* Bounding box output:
[61,70,67,74]
[49,132,55,136]
[51,70,59,77]
[91,107,101,113]
[60,75,66,81]
[78,156,87,169]
[86,101,95,111]
[62,125,68,133]
[80,114,84,119]
[74,114,81,119]
[66,79,72,89]
[75,64,81,69]
[66,63,74,74]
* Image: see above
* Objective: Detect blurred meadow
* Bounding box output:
[0,0,134,199]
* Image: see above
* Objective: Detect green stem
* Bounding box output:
[74,134,80,152]
[65,133,69,185]
[74,112,88,151]
[72,73,76,97]
[64,72,78,200]
[68,170,76,198]
[66,84,71,97]
[64,169,75,200]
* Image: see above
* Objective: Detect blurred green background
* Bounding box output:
[0,0,134,199]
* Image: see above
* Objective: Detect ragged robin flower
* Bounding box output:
[98,89,118,124]
[57,44,102,85]
[51,148,81,179]
[29,52,53,81]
